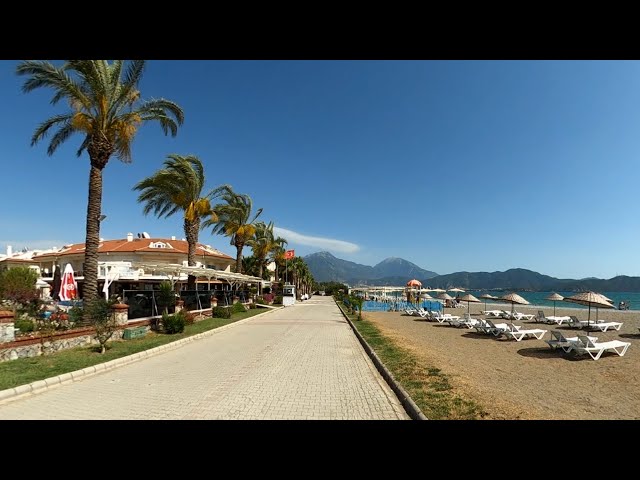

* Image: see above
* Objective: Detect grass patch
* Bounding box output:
[0,309,265,391]
[337,301,486,419]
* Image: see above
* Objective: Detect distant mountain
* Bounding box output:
[304,253,640,292]
[304,252,437,284]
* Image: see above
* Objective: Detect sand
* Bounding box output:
[364,302,640,420]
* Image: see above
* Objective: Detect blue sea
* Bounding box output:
[362,291,640,312]
[466,291,640,311]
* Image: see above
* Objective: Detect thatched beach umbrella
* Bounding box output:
[480,293,497,311]
[459,293,480,314]
[563,291,614,328]
[545,292,564,316]
[438,292,454,311]
[500,292,530,322]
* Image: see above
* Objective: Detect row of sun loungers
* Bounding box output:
[402,307,632,360]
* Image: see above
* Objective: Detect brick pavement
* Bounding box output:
[0,296,408,419]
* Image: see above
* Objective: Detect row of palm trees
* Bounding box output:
[16,60,314,301]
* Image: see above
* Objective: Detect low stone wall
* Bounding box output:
[0,311,15,343]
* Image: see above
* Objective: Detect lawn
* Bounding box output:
[0,308,266,391]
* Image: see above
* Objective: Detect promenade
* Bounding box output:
[0,296,408,420]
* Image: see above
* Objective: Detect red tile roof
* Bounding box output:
[33,238,234,260]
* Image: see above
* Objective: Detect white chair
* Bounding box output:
[502,325,547,342]
[568,335,631,361]
[512,311,535,321]
[545,330,598,352]
[484,318,512,337]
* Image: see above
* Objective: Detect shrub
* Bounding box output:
[85,298,118,354]
[15,318,35,333]
[68,305,84,325]
[179,310,196,325]
[274,295,283,305]
[255,297,266,305]
[162,312,185,334]
[249,302,257,309]
[231,302,246,314]
[212,306,231,319]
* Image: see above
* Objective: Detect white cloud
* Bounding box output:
[274,227,360,254]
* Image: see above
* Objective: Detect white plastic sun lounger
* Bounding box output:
[582,321,623,332]
[502,326,547,342]
[481,310,502,317]
[512,311,536,321]
[567,335,631,360]
[484,319,513,336]
[449,313,481,329]
[544,316,571,325]
[545,330,598,352]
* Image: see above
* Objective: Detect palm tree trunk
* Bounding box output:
[235,242,244,273]
[83,162,105,303]
[185,218,200,290]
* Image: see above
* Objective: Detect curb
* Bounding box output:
[336,301,428,421]
[0,308,281,406]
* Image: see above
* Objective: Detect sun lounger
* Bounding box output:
[481,310,503,317]
[502,325,547,341]
[535,310,547,323]
[544,315,571,325]
[582,320,623,332]
[404,308,417,316]
[545,330,598,352]
[449,313,481,328]
[513,311,536,321]
[567,335,631,360]
[484,318,513,336]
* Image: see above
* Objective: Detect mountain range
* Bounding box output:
[304,252,640,292]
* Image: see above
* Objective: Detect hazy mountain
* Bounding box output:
[305,253,640,292]
[304,252,437,284]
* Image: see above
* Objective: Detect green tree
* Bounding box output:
[156,280,176,315]
[133,154,224,289]
[0,267,39,313]
[85,298,118,354]
[350,295,364,320]
[16,60,184,302]
[205,186,263,274]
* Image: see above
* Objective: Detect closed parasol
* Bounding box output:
[59,263,78,301]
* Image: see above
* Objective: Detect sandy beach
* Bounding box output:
[364,302,640,420]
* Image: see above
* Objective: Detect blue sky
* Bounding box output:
[1,60,640,279]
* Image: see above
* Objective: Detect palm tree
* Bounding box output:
[269,236,288,284]
[133,154,224,290]
[204,186,262,274]
[16,60,184,302]
[248,221,275,280]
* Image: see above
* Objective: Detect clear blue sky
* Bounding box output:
[1,60,639,279]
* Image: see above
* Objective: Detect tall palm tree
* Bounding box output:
[16,60,184,302]
[248,221,275,280]
[204,186,262,274]
[133,154,225,290]
[269,235,288,284]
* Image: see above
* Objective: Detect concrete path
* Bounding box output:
[0,296,408,419]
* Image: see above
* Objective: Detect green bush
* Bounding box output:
[212,306,231,319]
[68,306,84,325]
[274,295,283,305]
[255,297,266,305]
[178,310,196,325]
[249,302,257,309]
[162,313,185,334]
[231,302,246,314]
[15,318,35,333]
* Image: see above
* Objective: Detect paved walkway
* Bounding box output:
[0,297,408,419]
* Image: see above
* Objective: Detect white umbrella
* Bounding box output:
[59,263,78,301]
[545,292,564,316]
[448,287,465,293]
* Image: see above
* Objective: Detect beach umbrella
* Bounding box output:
[459,293,480,314]
[406,279,422,305]
[545,292,564,316]
[448,287,465,293]
[51,265,62,301]
[563,291,614,328]
[480,293,497,311]
[59,263,78,301]
[500,292,530,323]
[437,292,454,311]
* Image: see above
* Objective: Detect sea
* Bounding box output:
[466,290,640,311]
[362,291,640,312]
